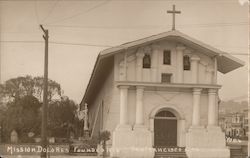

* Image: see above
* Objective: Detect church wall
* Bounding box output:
[105,86,217,147]
[116,88,211,129]
[111,88,210,131]
[182,49,214,84]
[109,87,211,130]
[143,89,193,130]
[195,52,214,84]
[154,41,177,83]
[107,88,210,147]
[198,63,207,83]
[183,71,192,83]
[81,28,236,157]
[114,49,137,81]
[105,86,120,132]
[115,40,216,85]
[104,87,120,134]
[88,65,116,137]
[142,69,151,82]
[103,40,218,147]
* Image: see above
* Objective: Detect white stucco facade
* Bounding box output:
[82,30,244,158]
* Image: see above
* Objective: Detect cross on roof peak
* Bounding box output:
[167,5,181,30]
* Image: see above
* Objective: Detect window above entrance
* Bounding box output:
[143,54,151,68]
[161,73,172,83]
[163,50,171,65]
[183,55,191,70]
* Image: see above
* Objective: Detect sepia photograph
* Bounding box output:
[0,0,249,158]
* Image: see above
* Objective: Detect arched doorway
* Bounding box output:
[154,110,177,147]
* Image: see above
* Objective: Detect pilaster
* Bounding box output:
[205,67,214,84]
[136,52,144,82]
[190,55,200,84]
[213,56,218,84]
[151,44,160,82]
[176,45,186,83]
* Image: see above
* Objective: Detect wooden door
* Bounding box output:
[154,111,177,147]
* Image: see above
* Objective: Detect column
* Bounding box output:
[190,55,200,84]
[213,56,218,84]
[135,86,144,126]
[123,52,127,81]
[192,88,202,126]
[176,45,186,83]
[83,103,89,130]
[177,119,186,147]
[208,88,218,126]
[136,52,144,82]
[151,45,159,82]
[119,86,129,125]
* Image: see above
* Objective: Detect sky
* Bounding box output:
[0,0,249,104]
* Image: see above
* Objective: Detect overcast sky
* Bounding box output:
[0,0,248,103]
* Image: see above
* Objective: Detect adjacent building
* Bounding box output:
[219,109,248,138]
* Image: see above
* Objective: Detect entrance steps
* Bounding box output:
[154,146,188,158]
[229,146,247,158]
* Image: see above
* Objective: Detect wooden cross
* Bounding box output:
[167,5,181,30]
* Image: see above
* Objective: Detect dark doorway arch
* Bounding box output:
[154,110,177,147]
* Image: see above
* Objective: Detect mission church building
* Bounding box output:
[80,5,244,158]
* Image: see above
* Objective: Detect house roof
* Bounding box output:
[81,30,245,106]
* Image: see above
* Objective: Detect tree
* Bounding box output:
[2,95,42,143]
[0,75,61,102]
[0,76,79,143]
[48,97,78,139]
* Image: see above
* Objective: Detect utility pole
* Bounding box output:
[40,25,48,158]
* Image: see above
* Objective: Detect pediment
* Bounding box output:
[100,30,244,74]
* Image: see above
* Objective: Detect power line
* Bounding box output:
[0,40,248,56]
[43,22,248,30]
[50,41,112,47]
[41,0,60,23]
[0,40,43,43]
[2,22,248,34]
[34,0,40,25]
[0,40,112,47]
[47,0,112,24]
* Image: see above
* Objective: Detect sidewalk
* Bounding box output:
[1,155,99,158]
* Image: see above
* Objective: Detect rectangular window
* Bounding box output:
[161,73,172,83]
[163,50,171,65]
[143,54,151,68]
[183,55,191,70]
